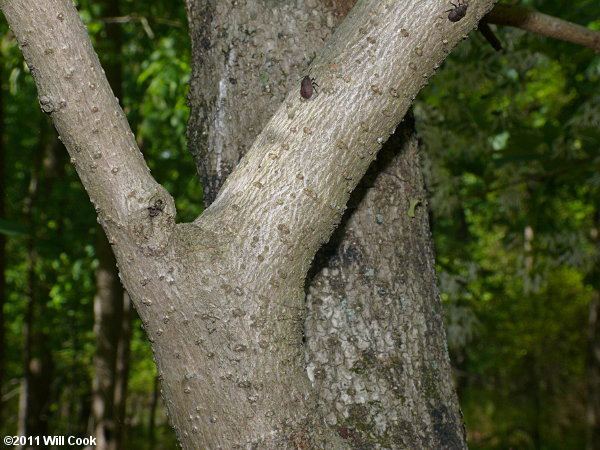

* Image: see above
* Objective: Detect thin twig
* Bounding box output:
[102,14,182,40]
[484,4,600,52]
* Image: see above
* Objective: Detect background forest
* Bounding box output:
[1,0,599,449]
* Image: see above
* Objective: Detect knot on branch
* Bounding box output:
[128,187,176,255]
[38,95,66,114]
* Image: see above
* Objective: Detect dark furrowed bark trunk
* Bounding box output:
[306,116,465,447]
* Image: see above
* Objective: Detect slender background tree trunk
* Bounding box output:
[17,119,55,449]
[113,292,132,449]
[89,0,131,447]
[91,232,126,450]
[148,375,160,450]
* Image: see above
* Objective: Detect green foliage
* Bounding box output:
[461,268,590,449]
[417,0,600,446]
[133,36,200,223]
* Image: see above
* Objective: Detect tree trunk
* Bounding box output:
[17,118,54,449]
[186,0,464,446]
[89,0,130,447]
[113,292,132,449]
[1,0,496,447]
[588,291,600,450]
[185,0,353,206]
[148,375,160,450]
[305,117,465,447]
[91,231,126,450]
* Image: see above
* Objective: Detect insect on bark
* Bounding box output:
[446,0,468,22]
[300,76,318,99]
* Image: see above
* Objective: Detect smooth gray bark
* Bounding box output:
[1,0,495,447]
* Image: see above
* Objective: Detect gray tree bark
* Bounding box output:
[186,0,465,446]
[305,117,465,448]
[0,0,496,447]
[186,0,354,206]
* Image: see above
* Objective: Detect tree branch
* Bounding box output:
[103,15,182,29]
[101,15,185,40]
[485,4,600,51]
[197,0,498,281]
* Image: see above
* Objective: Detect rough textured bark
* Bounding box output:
[305,117,464,447]
[1,0,495,447]
[186,0,353,206]
[187,0,463,446]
